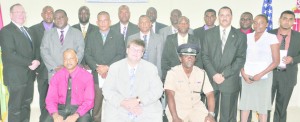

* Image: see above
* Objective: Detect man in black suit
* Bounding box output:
[161,16,202,82]
[193,9,216,44]
[85,11,126,122]
[238,11,253,122]
[72,6,97,40]
[110,5,139,41]
[146,7,167,34]
[72,6,97,69]
[0,3,40,122]
[267,10,300,122]
[201,6,247,122]
[29,5,54,121]
[238,12,254,34]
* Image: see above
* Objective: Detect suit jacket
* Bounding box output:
[161,34,202,81]
[158,26,194,46]
[127,31,163,78]
[40,26,85,80]
[102,58,163,122]
[202,26,247,93]
[72,23,98,41]
[0,22,38,86]
[110,22,139,41]
[193,26,206,44]
[72,23,98,67]
[154,22,167,34]
[85,29,126,84]
[30,21,54,79]
[269,29,300,86]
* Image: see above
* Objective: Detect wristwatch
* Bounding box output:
[136,96,141,104]
[208,111,215,117]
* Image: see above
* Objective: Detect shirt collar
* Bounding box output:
[80,23,90,31]
[12,21,23,29]
[42,21,54,31]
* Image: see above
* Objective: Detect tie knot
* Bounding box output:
[223,29,226,33]
[61,30,64,34]
[281,34,287,39]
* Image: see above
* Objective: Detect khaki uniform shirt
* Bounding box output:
[164,65,213,119]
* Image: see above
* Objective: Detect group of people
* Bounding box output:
[0,2,299,122]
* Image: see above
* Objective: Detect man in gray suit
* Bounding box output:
[29,5,54,121]
[159,9,193,45]
[85,11,126,122]
[72,6,97,69]
[102,39,163,122]
[193,9,217,44]
[127,15,163,77]
[41,9,85,80]
[267,10,300,122]
[0,4,40,122]
[110,5,139,41]
[202,6,247,122]
[161,16,202,82]
[146,7,167,34]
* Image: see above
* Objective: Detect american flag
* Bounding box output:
[262,0,273,31]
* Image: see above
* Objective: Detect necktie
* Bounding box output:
[129,68,135,97]
[65,76,72,115]
[143,35,148,60]
[122,26,127,40]
[221,29,226,53]
[82,26,87,38]
[60,30,64,45]
[280,34,287,50]
[20,27,33,48]
[128,68,137,119]
[102,33,107,44]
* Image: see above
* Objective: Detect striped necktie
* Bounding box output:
[60,30,64,45]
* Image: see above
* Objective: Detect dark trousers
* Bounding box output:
[7,81,34,122]
[43,105,92,122]
[92,86,103,122]
[267,71,294,122]
[214,90,239,122]
[37,78,49,122]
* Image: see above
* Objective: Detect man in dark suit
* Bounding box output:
[267,10,300,122]
[110,5,139,41]
[127,15,163,78]
[238,12,254,34]
[238,11,253,122]
[201,6,247,122]
[146,7,167,34]
[0,4,40,122]
[85,11,126,122]
[72,6,97,40]
[72,6,97,69]
[161,16,202,82]
[193,9,216,44]
[158,9,193,46]
[29,5,54,121]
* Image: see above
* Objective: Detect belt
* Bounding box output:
[274,67,286,72]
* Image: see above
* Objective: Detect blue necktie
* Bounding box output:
[128,68,137,120]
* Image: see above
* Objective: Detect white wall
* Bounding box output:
[1,0,299,107]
